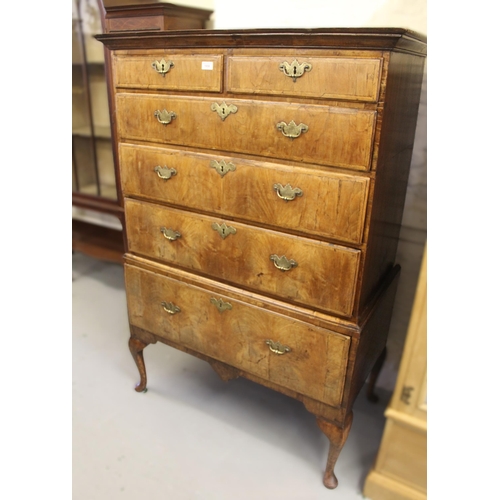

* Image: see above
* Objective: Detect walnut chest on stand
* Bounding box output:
[97,27,427,490]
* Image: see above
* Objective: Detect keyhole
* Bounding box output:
[161,63,165,71]
[220,165,225,173]
[293,66,297,75]
[221,227,226,236]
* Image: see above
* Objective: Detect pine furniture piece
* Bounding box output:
[97,27,427,489]
[72,0,212,263]
[363,244,427,500]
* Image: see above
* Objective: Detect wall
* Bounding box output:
[211,0,428,393]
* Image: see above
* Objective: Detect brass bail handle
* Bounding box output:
[161,301,181,315]
[154,109,177,125]
[265,339,291,355]
[270,254,298,271]
[273,183,303,201]
[160,227,181,241]
[276,120,308,139]
[154,166,177,180]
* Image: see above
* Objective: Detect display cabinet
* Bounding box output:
[72,0,213,263]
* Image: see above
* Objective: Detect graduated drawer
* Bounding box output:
[113,53,223,92]
[115,93,377,171]
[120,143,370,244]
[125,199,360,317]
[227,55,382,102]
[124,263,351,406]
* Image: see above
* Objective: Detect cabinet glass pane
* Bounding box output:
[72,0,116,200]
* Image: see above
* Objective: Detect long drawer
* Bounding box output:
[119,143,370,244]
[115,93,377,171]
[124,263,351,407]
[125,199,360,317]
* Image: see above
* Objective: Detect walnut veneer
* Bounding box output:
[97,27,426,490]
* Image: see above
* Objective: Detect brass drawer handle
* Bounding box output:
[265,339,291,355]
[154,165,177,180]
[212,222,236,239]
[276,120,308,139]
[270,254,297,271]
[211,101,238,121]
[273,183,303,201]
[152,58,174,76]
[154,109,177,125]
[161,301,181,315]
[279,59,312,82]
[210,159,236,177]
[160,227,181,241]
[210,297,232,313]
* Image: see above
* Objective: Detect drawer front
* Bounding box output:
[125,263,351,406]
[227,56,382,102]
[113,54,223,92]
[119,143,370,244]
[115,93,377,171]
[125,199,360,317]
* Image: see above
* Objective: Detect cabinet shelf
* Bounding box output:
[72,125,111,139]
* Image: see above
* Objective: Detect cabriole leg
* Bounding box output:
[128,336,149,392]
[316,412,354,489]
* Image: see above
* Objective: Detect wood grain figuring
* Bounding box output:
[115,93,377,170]
[125,198,360,317]
[124,263,350,406]
[227,56,382,102]
[119,143,370,244]
[113,53,223,91]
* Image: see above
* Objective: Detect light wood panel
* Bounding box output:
[363,245,427,499]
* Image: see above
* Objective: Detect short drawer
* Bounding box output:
[119,143,370,244]
[125,199,360,317]
[115,93,377,171]
[125,263,351,407]
[228,55,382,102]
[113,53,223,92]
